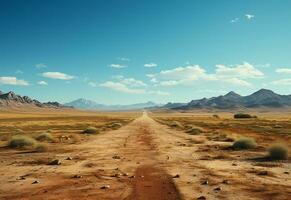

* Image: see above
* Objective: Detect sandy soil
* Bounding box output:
[0,112,290,200]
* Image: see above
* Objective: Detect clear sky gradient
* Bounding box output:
[0,0,291,104]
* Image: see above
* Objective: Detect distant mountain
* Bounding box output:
[65,98,162,110]
[167,89,291,110]
[0,90,70,109]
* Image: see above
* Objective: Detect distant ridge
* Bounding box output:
[0,90,70,109]
[162,89,291,110]
[65,99,162,111]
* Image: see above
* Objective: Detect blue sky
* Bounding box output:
[1,0,291,104]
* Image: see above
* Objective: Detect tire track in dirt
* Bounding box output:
[122,112,183,200]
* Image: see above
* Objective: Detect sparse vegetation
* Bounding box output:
[186,127,204,135]
[35,143,48,152]
[82,126,99,134]
[268,144,289,160]
[232,137,257,150]
[234,113,256,119]
[8,135,37,148]
[35,132,54,142]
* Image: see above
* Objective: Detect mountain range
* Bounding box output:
[1,89,291,111]
[64,99,162,110]
[163,89,291,110]
[0,91,69,109]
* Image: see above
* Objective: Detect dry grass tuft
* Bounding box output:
[82,126,99,134]
[232,137,257,150]
[8,135,37,148]
[35,143,48,152]
[268,144,289,160]
[35,132,54,142]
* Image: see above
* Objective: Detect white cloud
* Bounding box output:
[245,14,255,20]
[15,70,23,74]
[230,18,239,23]
[113,75,146,87]
[109,64,127,68]
[148,90,170,96]
[148,62,262,87]
[276,68,291,74]
[272,79,291,86]
[215,62,264,78]
[223,78,251,87]
[0,77,29,86]
[35,63,47,69]
[99,81,146,94]
[117,57,130,61]
[37,81,48,85]
[144,63,158,68]
[42,72,74,80]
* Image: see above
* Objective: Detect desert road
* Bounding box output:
[0,111,290,200]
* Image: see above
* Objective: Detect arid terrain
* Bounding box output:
[0,109,290,200]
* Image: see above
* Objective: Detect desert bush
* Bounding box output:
[35,132,54,142]
[234,113,251,119]
[169,121,183,129]
[268,144,289,160]
[234,113,255,119]
[213,114,219,119]
[232,137,257,150]
[35,143,48,152]
[8,135,37,148]
[186,128,203,135]
[82,126,99,134]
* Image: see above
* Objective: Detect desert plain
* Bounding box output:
[0,109,290,200]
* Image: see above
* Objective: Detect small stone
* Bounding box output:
[201,180,209,185]
[123,173,129,176]
[214,187,222,191]
[72,175,82,179]
[284,171,289,174]
[129,175,135,179]
[257,171,268,176]
[17,176,26,180]
[66,157,73,160]
[32,180,39,184]
[112,155,121,159]
[100,185,110,189]
[48,159,61,165]
[222,180,229,184]
[197,196,206,200]
[173,174,180,178]
[232,163,237,166]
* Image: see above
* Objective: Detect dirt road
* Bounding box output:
[1,112,290,200]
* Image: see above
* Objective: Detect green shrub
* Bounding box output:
[82,127,99,134]
[35,132,54,142]
[186,128,203,135]
[35,143,48,152]
[269,144,288,160]
[8,135,37,148]
[232,137,257,150]
[234,113,253,119]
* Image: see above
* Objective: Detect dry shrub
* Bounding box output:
[8,135,37,148]
[82,126,99,134]
[169,121,183,129]
[35,132,54,142]
[232,137,257,150]
[35,143,48,152]
[268,144,289,160]
[186,128,203,135]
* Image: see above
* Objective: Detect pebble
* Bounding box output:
[257,171,268,176]
[66,157,73,160]
[112,155,121,159]
[48,159,61,165]
[100,185,110,189]
[32,180,39,184]
[201,180,209,185]
[173,174,180,178]
[197,196,206,200]
[72,175,82,179]
[214,187,222,191]
[222,180,229,184]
